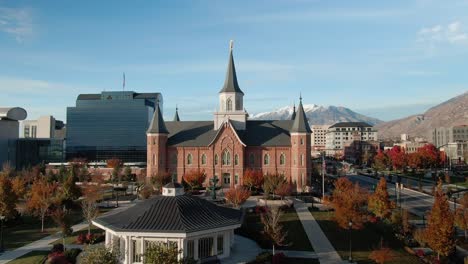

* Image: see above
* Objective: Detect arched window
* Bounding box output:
[234,154,239,165]
[222,150,231,165]
[280,153,286,165]
[214,154,218,165]
[187,153,193,165]
[300,154,304,166]
[201,154,207,165]
[249,153,255,166]
[264,154,270,165]
[226,98,233,111]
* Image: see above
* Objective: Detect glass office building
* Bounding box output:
[15,138,65,169]
[66,91,162,162]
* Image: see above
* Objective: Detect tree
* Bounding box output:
[11,176,26,199]
[330,177,369,230]
[402,209,412,235]
[151,172,172,192]
[369,246,394,264]
[225,186,250,208]
[243,169,263,191]
[61,173,82,202]
[123,166,133,182]
[0,175,18,219]
[418,144,440,170]
[260,207,287,255]
[183,170,206,190]
[82,175,105,235]
[276,182,292,200]
[373,150,389,173]
[455,193,468,240]
[51,207,73,244]
[425,181,455,260]
[0,162,14,177]
[144,243,195,264]
[263,173,287,198]
[387,146,406,171]
[80,245,119,264]
[27,177,58,232]
[368,177,394,219]
[107,158,123,182]
[407,152,422,170]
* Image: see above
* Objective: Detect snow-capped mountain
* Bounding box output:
[250,104,382,126]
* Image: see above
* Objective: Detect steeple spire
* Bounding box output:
[173,105,180,122]
[291,95,311,133]
[291,102,296,120]
[219,40,244,95]
[147,103,168,134]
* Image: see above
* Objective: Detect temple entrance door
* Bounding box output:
[222,173,231,187]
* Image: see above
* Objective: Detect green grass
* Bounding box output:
[51,225,103,245]
[3,209,84,251]
[236,207,313,251]
[310,210,420,264]
[8,251,49,264]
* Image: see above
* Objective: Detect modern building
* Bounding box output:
[14,138,65,169]
[0,107,27,167]
[443,141,467,165]
[311,125,330,156]
[146,42,312,190]
[325,122,378,160]
[93,182,242,263]
[20,115,64,139]
[431,125,468,147]
[66,91,163,162]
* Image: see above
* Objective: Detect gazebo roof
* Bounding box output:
[94,195,242,234]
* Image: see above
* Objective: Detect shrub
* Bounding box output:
[272,252,285,264]
[255,251,272,263]
[79,245,119,264]
[225,186,250,207]
[77,233,105,245]
[65,248,82,264]
[139,185,153,199]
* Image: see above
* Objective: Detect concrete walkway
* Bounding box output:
[294,200,345,264]
[267,250,317,258]
[0,202,135,264]
[222,235,262,264]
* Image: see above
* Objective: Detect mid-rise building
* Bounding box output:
[311,125,330,152]
[431,125,468,147]
[20,115,65,139]
[66,91,163,162]
[0,107,27,167]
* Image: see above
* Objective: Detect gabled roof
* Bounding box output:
[147,104,169,134]
[291,98,311,133]
[219,41,244,95]
[208,120,246,147]
[94,195,242,233]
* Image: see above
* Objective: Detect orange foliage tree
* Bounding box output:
[369,246,394,264]
[27,177,58,232]
[276,182,293,200]
[455,193,468,240]
[425,181,455,260]
[0,175,18,219]
[330,177,369,229]
[373,150,389,173]
[183,170,206,190]
[243,169,263,191]
[225,186,250,208]
[151,172,172,192]
[368,177,394,219]
[387,146,407,171]
[11,176,26,199]
[81,175,106,235]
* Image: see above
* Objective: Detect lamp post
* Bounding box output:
[0,215,5,253]
[348,220,353,262]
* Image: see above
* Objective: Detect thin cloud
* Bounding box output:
[0,7,33,42]
[418,21,468,45]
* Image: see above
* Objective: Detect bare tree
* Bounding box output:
[260,206,288,255]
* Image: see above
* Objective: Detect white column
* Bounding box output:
[105,232,111,247]
[213,234,217,257]
[128,237,133,264]
[224,231,230,258]
[194,239,199,260]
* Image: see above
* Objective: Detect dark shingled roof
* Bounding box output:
[290,99,311,133]
[77,92,161,100]
[219,44,244,95]
[329,122,373,128]
[94,195,242,233]
[165,120,293,147]
[147,104,169,134]
[291,104,296,120]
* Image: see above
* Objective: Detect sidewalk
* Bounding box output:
[0,202,135,264]
[294,200,345,264]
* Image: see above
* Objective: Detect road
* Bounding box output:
[346,174,455,217]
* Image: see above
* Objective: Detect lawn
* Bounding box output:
[236,207,313,251]
[51,225,103,245]
[3,209,83,251]
[310,210,420,264]
[8,251,49,264]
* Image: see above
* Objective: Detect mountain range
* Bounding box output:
[375,91,468,140]
[250,104,382,126]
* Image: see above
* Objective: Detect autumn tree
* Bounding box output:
[183,170,206,190]
[425,181,455,260]
[369,246,394,264]
[225,186,250,208]
[260,207,288,255]
[387,146,407,171]
[243,169,263,191]
[0,175,18,219]
[276,182,292,200]
[11,176,26,199]
[61,173,82,202]
[418,144,440,170]
[407,152,422,171]
[151,172,172,192]
[330,177,369,230]
[368,177,394,219]
[82,175,105,235]
[27,177,58,232]
[373,150,389,174]
[51,207,73,243]
[123,166,133,181]
[107,158,123,182]
[455,193,468,240]
[263,173,287,198]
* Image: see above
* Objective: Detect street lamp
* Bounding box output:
[348,220,353,262]
[0,215,5,253]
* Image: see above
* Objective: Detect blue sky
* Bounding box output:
[1,0,467,122]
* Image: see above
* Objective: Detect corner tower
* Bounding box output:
[290,96,312,191]
[214,40,248,130]
[147,103,168,179]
